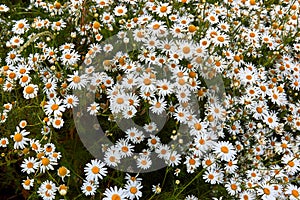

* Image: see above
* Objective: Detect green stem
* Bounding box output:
[175,167,206,198]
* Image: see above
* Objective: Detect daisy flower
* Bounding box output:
[125,127,144,144]
[104,148,121,167]
[51,19,66,31]
[60,50,80,66]
[57,166,70,181]
[21,157,39,174]
[0,4,9,12]
[44,98,66,117]
[63,94,79,108]
[87,102,100,116]
[67,71,88,90]
[103,186,127,200]
[167,151,182,167]
[281,155,300,175]
[114,5,127,17]
[184,156,200,173]
[257,183,276,200]
[285,184,300,200]
[137,155,152,170]
[22,176,34,190]
[38,180,57,200]
[23,84,39,99]
[116,139,134,158]
[155,2,172,17]
[149,97,167,115]
[39,156,58,173]
[213,141,236,162]
[156,79,174,97]
[155,144,171,159]
[203,167,224,184]
[12,19,29,34]
[11,126,30,149]
[124,180,143,200]
[81,180,98,196]
[0,137,9,147]
[185,195,198,200]
[84,159,108,182]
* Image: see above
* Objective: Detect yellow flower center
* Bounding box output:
[14,133,23,142]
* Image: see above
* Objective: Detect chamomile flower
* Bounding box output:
[214,141,236,162]
[23,84,39,99]
[114,5,127,17]
[84,159,107,182]
[104,148,121,167]
[137,155,152,170]
[22,176,34,190]
[81,180,98,196]
[155,2,172,17]
[37,180,57,200]
[103,186,127,200]
[21,157,39,174]
[0,137,9,147]
[285,184,300,200]
[124,180,143,199]
[57,166,70,181]
[67,71,88,90]
[63,94,79,108]
[44,98,66,117]
[11,126,30,149]
[87,102,100,116]
[0,4,9,12]
[39,156,58,173]
[12,19,29,34]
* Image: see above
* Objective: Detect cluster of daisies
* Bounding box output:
[0,0,300,199]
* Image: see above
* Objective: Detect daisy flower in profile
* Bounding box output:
[81,180,98,196]
[23,84,39,99]
[103,186,127,200]
[285,184,300,200]
[12,19,29,34]
[57,166,70,181]
[11,126,30,149]
[137,155,152,170]
[67,71,88,90]
[84,159,107,182]
[22,176,34,190]
[257,183,276,200]
[0,138,9,147]
[124,180,143,200]
[21,157,39,174]
[213,141,236,162]
[281,155,300,175]
[0,4,9,12]
[114,5,127,17]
